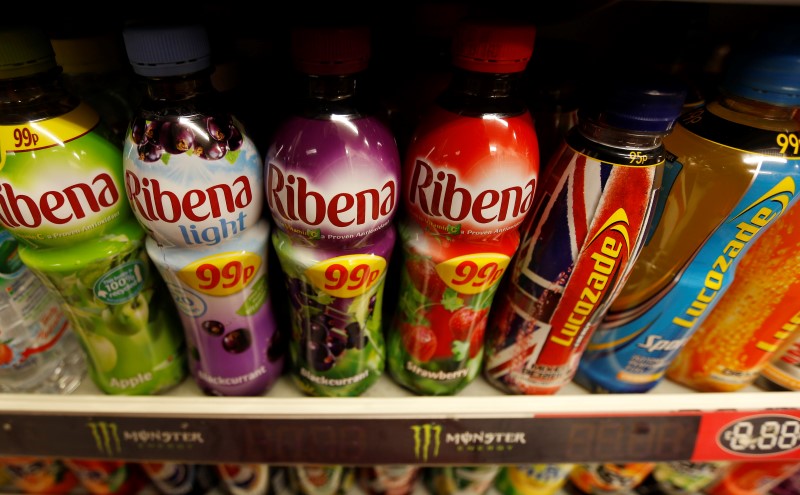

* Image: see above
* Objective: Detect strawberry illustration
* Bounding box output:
[405,258,448,302]
[449,307,488,341]
[401,323,437,362]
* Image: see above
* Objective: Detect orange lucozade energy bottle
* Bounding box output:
[386,20,539,395]
[666,199,800,391]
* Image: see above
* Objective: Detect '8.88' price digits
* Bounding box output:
[720,415,800,455]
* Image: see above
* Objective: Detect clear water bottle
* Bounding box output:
[0,229,85,393]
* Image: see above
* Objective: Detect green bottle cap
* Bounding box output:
[0,26,57,79]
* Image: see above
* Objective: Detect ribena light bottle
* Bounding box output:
[484,73,685,395]
[387,20,539,396]
[0,25,185,395]
[265,26,400,397]
[576,28,800,394]
[122,24,284,396]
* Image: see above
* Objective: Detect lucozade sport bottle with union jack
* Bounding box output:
[483,74,686,395]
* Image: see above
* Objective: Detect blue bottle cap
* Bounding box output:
[580,76,688,133]
[722,25,800,107]
[123,24,211,77]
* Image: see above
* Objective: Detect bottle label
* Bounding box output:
[3,458,78,495]
[123,115,263,248]
[0,103,131,249]
[428,466,500,495]
[577,109,800,393]
[403,107,539,239]
[293,466,347,495]
[266,116,401,246]
[273,227,393,397]
[570,463,654,494]
[761,340,800,391]
[0,231,69,369]
[149,220,283,396]
[485,134,662,394]
[388,221,518,395]
[652,462,726,494]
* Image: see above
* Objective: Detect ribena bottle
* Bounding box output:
[0,25,185,395]
[265,26,400,397]
[121,24,284,396]
[576,28,800,393]
[387,20,539,396]
[484,73,685,395]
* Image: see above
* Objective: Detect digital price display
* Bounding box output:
[695,411,800,461]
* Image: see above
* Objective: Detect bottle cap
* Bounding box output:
[0,26,57,79]
[123,24,211,77]
[580,76,688,133]
[291,26,370,75]
[723,25,800,107]
[451,20,536,74]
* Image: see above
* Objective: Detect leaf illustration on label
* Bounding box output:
[225,150,240,164]
[236,275,268,316]
[441,288,464,312]
[160,153,170,165]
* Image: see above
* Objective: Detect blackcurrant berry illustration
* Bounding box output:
[196,141,227,160]
[228,124,243,151]
[131,118,147,144]
[222,328,252,354]
[138,141,163,162]
[202,320,225,336]
[205,116,230,142]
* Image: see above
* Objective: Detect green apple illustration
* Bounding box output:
[102,293,149,335]
[86,332,117,373]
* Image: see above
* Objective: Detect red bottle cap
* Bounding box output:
[452,20,536,74]
[291,26,371,75]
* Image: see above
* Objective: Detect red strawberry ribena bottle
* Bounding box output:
[387,20,539,395]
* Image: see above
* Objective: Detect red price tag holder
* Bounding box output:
[692,409,800,461]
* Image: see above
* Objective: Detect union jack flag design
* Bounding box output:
[485,138,660,394]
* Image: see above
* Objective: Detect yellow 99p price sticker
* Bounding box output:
[305,254,387,298]
[436,253,510,295]
[178,252,262,296]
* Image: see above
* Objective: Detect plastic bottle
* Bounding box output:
[0,228,85,393]
[494,464,574,495]
[574,27,800,394]
[49,30,138,143]
[666,199,800,392]
[216,463,270,495]
[288,466,354,495]
[567,463,656,495]
[756,338,800,391]
[0,25,186,395]
[634,462,729,495]
[63,459,147,495]
[140,462,220,495]
[1,457,79,494]
[704,461,800,495]
[387,19,539,396]
[484,73,686,395]
[425,465,501,495]
[121,24,284,396]
[265,26,400,397]
[357,465,420,495]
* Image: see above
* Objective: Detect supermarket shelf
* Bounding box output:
[0,374,797,465]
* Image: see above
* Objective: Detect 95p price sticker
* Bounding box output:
[436,253,510,295]
[305,254,386,298]
[178,252,262,297]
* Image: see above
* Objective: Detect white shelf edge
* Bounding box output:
[0,374,795,419]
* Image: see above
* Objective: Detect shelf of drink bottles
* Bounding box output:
[0,374,797,465]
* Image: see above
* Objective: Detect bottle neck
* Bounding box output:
[437,68,527,117]
[297,73,367,118]
[139,69,216,103]
[715,91,800,121]
[578,119,665,150]
[0,68,79,123]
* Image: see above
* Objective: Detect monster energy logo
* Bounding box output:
[411,423,442,461]
[88,421,122,456]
